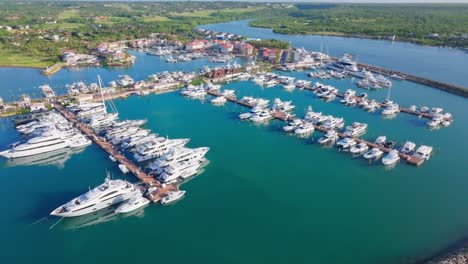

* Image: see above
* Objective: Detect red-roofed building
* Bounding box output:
[185,40,211,51]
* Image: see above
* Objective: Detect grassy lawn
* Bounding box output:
[41,22,83,30]
[58,9,80,19]
[170,10,215,18]
[0,52,54,68]
[142,16,170,22]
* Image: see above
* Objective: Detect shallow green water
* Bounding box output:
[1,70,467,263]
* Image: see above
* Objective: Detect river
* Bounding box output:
[199,20,468,88]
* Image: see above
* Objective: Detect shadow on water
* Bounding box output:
[21,191,83,225]
[55,205,146,231]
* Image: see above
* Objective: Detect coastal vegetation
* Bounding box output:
[0,1,282,68]
[250,4,468,48]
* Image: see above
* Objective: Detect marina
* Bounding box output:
[204,89,425,167]
[0,19,468,264]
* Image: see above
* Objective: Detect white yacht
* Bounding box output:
[211,96,227,105]
[250,110,272,123]
[149,146,209,171]
[382,150,400,166]
[283,119,303,132]
[69,134,92,149]
[133,138,190,162]
[363,148,384,160]
[118,164,129,174]
[427,114,444,128]
[115,193,150,214]
[350,142,369,155]
[161,190,186,205]
[400,141,416,154]
[343,122,368,137]
[121,134,158,150]
[382,104,400,116]
[374,136,387,146]
[239,105,264,120]
[88,113,119,128]
[304,106,322,122]
[336,137,357,150]
[158,160,201,183]
[283,83,296,91]
[294,122,315,135]
[412,145,433,160]
[0,131,74,159]
[51,176,139,217]
[317,130,339,145]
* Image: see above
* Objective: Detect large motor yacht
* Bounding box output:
[0,130,75,159]
[133,138,190,162]
[51,176,139,217]
[149,146,209,171]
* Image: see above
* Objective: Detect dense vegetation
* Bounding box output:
[248,39,290,50]
[250,4,468,48]
[0,1,281,67]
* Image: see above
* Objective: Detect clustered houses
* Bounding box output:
[184,39,253,56]
[96,41,135,66]
[62,50,99,67]
[258,48,278,63]
[194,28,243,41]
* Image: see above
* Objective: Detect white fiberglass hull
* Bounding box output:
[52,191,138,217]
[0,141,70,159]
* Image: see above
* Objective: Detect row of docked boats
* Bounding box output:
[0,111,91,159]
[239,97,295,123]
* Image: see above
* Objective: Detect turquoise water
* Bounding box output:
[199,20,468,87]
[1,21,468,264]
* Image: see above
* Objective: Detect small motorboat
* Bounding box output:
[119,164,129,174]
[400,141,416,154]
[115,194,150,214]
[412,145,433,160]
[374,136,386,146]
[109,155,117,162]
[336,137,357,150]
[350,142,369,155]
[382,150,400,166]
[363,148,384,160]
[161,190,186,205]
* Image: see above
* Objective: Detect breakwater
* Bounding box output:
[357,63,468,98]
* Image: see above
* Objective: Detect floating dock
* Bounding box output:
[301,85,439,120]
[205,91,425,166]
[54,104,178,203]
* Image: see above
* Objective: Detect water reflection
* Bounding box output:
[56,205,146,231]
[5,148,85,169]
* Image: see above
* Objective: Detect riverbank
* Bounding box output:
[252,24,466,50]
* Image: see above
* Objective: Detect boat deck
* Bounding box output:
[301,85,438,120]
[54,104,177,203]
[206,91,425,166]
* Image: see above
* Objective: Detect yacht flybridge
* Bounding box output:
[51,175,139,217]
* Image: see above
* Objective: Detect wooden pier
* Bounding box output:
[54,104,177,203]
[205,91,425,166]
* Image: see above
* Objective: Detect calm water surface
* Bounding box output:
[200,20,468,87]
[1,22,468,264]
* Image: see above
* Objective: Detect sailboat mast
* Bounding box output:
[97,75,107,114]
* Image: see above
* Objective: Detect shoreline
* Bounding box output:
[246,22,467,51]
[0,64,44,70]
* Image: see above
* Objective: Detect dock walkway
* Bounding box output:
[54,104,177,203]
[206,91,425,166]
[301,85,437,120]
